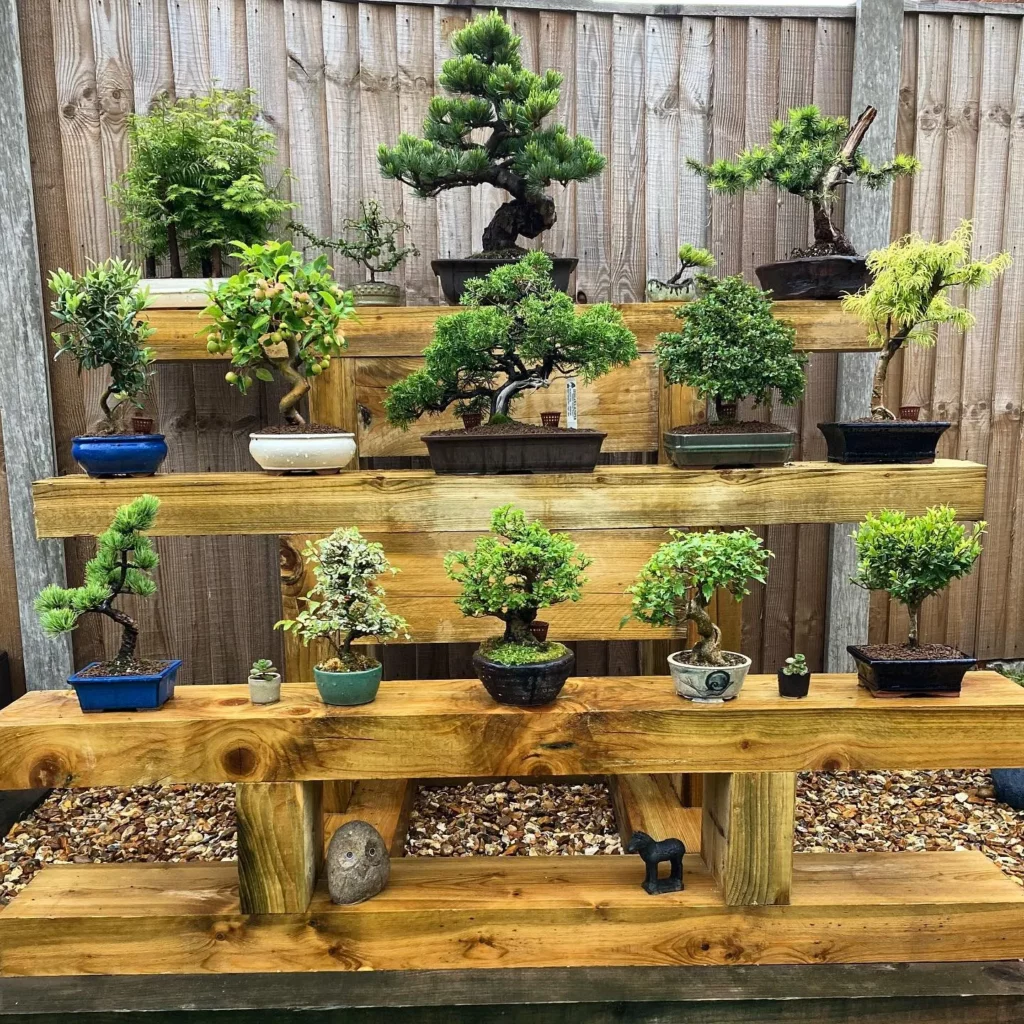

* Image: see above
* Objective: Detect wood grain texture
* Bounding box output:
[324,778,415,855]
[608,773,702,852]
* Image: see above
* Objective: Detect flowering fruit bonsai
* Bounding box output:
[444,504,591,705]
[848,506,984,696]
[626,529,770,701]
[277,528,410,706]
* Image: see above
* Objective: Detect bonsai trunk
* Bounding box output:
[167,223,183,279]
[481,169,557,252]
[811,201,857,254]
[493,376,549,418]
[714,397,738,424]
[99,383,121,434]
[210,246,223,278]
[278,344,310,427]
[503,611,537,643]
[687,597,725,666]
[870,334,906,420]
[906,602,922,648]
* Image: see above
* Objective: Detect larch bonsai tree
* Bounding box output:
[843,221,1011,420]
[689,105,919,256]
[385,252,637,426]
[113,89,292,277]
[35,495,160,672]
[204,241,355,426]
[49,259,156,434]
[378,10,604,254]
[276,528,410,672]
[625,529,770,666]
[851,506,984,648]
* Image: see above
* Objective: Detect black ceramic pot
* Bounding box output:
[472,648,574,706]
[755,255,869,300]
[423,430,606,475]
[432,257,578,305]
[848,645,975,697]
[777,670,811,698]
[818,421,950,464]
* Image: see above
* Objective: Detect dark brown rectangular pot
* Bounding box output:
[422,430,606,475]
[472,648,574,706]
[755,255,868,299]
[848,645,975,697]
[818,420,950,464]
[432,257,578,305]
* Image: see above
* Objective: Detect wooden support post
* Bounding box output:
[701,772,796,907]
[236,781,322,914]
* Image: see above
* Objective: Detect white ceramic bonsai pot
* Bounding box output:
[248,432,357,474]
[353,281,400,306]
[668,651,752,703]
[248,672,282,705]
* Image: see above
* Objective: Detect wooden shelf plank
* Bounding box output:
[324,779,415,857]
[2,673,1021,788]
[608,774,703,852]
[3,851,1022,975]
[31,461,987,538]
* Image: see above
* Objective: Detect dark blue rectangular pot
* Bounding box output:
[71,434,168,477]
[68,660,181,712]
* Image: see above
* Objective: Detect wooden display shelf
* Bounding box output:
[31,461,987,538]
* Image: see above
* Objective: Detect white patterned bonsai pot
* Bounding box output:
[667,651,752,703]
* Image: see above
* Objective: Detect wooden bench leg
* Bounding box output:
[236,781,323,914]
[701,771,795,907]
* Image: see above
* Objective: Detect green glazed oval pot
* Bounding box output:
[313,663,382,706]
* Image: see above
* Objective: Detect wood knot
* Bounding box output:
[29,755,69,788]
[220,697,249,707]
[221,746,258,778]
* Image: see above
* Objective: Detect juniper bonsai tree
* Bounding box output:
[35,495,160,672]
[625,529,770,666]
[842,221,1011,420]
[851,506,984,648]
[385,252,637,426]
[689,105,919,256]
[378,10,605,254]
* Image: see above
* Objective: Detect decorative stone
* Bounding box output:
[326,820,390,905]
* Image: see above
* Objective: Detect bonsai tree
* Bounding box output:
[625,529,771,666]
[35,495,160,672]
[385,252,637,426]
[843,221,1011,420]
[49,259,156,434]
[112,89,292,277]
[655,275,806,423]
[689,105,919,256]
[378,10,604,254]
[647,244,715,300]
[204,241,356,427]
[276,528,410,672]
[444,505,591,660]
[851,506,984,648]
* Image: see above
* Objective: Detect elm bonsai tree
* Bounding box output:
[625,529,770,666]
[385,252,637,426]
[378,10,604,254]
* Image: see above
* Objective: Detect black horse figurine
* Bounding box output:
[626,830,685,895]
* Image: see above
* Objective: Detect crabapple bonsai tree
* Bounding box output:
[385,252,637,426]
[35,495,161,672]
[850,506,984,648]
[626,529,771,666]
[378,10,604,254]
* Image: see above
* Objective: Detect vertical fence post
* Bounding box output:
[824,0,904,671]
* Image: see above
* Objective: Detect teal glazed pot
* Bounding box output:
[313,663,382,706]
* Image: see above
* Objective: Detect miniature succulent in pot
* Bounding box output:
[782,654,809,676]
[247,658,281,704]
[248,658,279,681]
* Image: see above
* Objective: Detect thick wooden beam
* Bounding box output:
[324,779,416,856]
[608,774,702,853]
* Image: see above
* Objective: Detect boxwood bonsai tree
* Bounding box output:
[385,252,637,426]
[851,506,984,648]
[625,529,770,666]
[378,10,604,254]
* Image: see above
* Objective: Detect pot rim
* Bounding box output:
[248,673,282,684]
[313,660,382,676]
[668,650,752,671]
[249,431,355,440]
[73,433,167,442]
[847,644,975,668]
[473,646,574,672]
[818,420,951,430]
[431,255,579,268]
[423,429,605,443]
[68,658,182,684]
[755,254,866,270]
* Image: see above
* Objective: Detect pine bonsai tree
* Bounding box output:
[385,252,637,427]
[842,221,1011,420]
[35,495,160,672]
[625,529,770,666]
[851,507,984,648]
[689,105,919,256]
[378,10,605,254]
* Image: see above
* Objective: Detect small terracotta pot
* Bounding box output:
[716,402,738,423]
[131,416,155,435]
[899,406,921,421]
[540,411,561,428]
[530,620,550,643]
[462,412,483,430]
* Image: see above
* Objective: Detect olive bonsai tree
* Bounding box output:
[378,10,604,254]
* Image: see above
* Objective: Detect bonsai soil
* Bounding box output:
[671,650,748,667]
[428,422,602,437]
[76,659,172,678]
[318,653,379,673]
[789,241,857,259]
[254,423,346,435]
[855,643,967,661]
[668,422,789,435]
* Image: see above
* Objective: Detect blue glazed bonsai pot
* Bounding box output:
[68,659,181,712]
[71,434,168,478]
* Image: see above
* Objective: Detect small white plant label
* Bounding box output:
[566,378,578,428]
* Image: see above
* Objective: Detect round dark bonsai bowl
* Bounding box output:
[818,420,950,464]
[423,429,606,474]
[755,255,869,300]
[432,257,578,305]
[777,670,811,699]
[848,644,975,697]
[472,647,574,706]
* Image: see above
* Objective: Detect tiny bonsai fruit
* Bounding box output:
[690,105,919,298]
[626,529,770,702]
[778,653,811,699]
[444,505,591,705]
[646,244,716,302]
[49,260,165,477]
[205,241,357,473]
[656,275,806,467]
[276,528,410,706]
[847,506,984,696]
[248,658,281,705]
[378,10,604,302]
[820,222,1012,464]
[35,495,179,711]
[385,252,637,473]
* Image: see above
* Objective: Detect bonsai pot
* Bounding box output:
[72,434,168,477]
[663,426,796,468]
[248,431,357,473]
[668,651,751,703]
[472,646,574,706]
[991,769,1024,810]
[848,644,975,697]
[755,255,868,300]
[248,672,282,705]
[68,659,181,712]
[352,281,400,306]
[432,256,578,305]
[313,662,382,706]
[423,428,606,475]
[818,420,950,464]
[778,670,811,699]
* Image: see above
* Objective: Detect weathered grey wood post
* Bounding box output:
[0,0,72,688]
[824,0,904,671]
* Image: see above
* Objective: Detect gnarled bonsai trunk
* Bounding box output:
[105,608,140,668]
[686,597,725,666]
[493,376,549,418]
[481,167,557,252]
[503,610,537,642]
[277,343,310,427]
